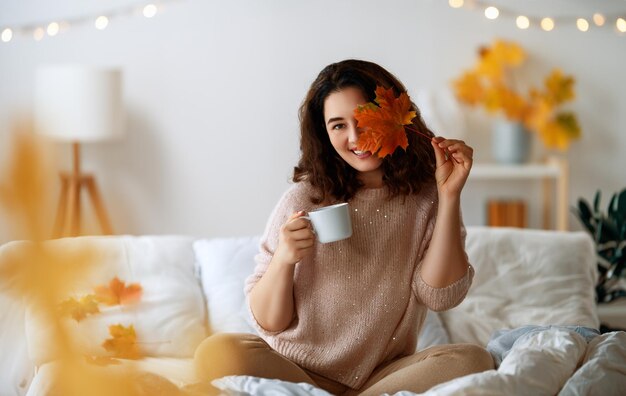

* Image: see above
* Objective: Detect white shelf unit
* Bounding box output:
[468,157,569,230]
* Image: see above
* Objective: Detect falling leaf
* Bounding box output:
[95,277,143,306]
[102,324,141,359]
[59,294,100,322]
[354,86,417,158]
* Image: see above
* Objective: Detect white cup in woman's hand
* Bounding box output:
[302,203,352,244]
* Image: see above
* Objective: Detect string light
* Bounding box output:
[46,22,60,36]
[485,6,499,20]
[94,16,109,30]
[448,0,626,36]
[33,27,45,41]
[516,15,530,30]
[541,17,555,32]
[143,4,158,18]
[0,1,183,43]
[1,28,12,42]
[593,13,606,26]
[449,0,464,9]
[576,18,589,32]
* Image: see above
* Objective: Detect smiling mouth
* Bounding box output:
[351,149,372,159]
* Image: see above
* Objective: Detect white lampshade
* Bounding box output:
[34,65,124,142]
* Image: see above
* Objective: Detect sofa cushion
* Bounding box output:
[23,235,207,366]
[193,236,260,334]
[441,227,599,346]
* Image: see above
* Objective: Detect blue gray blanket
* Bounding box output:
[487,325,600,366]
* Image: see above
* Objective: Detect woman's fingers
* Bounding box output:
[433,138,473,164]
[283,212,315,242]
[431,137,448,167]
[290,227,315,241]
[285,213,312,231]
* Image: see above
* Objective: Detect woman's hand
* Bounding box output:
[430,137,473,199]
[273,211,316,267]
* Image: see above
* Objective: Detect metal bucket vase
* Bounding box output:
[492,120,531,164]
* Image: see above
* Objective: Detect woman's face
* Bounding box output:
[323,86,384,188]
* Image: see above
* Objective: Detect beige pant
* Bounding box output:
[192,333,494,395]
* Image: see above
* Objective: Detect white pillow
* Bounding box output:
[440,226,599,346]
[23,235,208,366]
[417,310,450,350]
[193,236,260,334]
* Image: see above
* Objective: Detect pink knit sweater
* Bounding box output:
[245,181,474,389]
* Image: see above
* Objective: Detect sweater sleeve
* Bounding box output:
[244,183,310,335]
[412,190,474,312]
[414,263,474,311]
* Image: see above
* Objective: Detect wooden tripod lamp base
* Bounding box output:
[52,143,113,238]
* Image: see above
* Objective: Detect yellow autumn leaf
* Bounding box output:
[476,40,526,82]
[102,324,141,359]
[453,71,485,105]
[59,294,100,322]
[544,69,575,105]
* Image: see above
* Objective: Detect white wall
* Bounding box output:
[1,0,625,243]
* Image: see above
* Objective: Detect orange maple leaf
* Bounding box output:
[102,324,141,359]
[58,294,100,322]
[94,277,142,306]
[354,86,417,158]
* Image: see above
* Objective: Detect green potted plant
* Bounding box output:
[572,188,626,303]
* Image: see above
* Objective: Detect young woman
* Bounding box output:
[194,59,494,395]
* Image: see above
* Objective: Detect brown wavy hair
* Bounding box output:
[293,59,436,204]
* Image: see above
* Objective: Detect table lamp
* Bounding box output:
[34,65,124,238]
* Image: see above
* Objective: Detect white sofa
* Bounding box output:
[0,226,615,395]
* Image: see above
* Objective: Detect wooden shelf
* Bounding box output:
[471,163,561,179]
[467,157,569,231]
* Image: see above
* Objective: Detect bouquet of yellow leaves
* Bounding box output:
[452,39,581,151]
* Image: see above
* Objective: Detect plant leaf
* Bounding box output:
[102,324,141,359]
[94,277,142,306]
[594,190,601,214]
[58,294,100,322]
[354,86,417,158]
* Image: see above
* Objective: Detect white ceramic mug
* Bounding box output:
[302,203,352,244]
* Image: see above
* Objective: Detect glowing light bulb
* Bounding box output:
[143,4,157,18]
[33,27,45,41]
[1,28,12,42]
[516,16,530,29]
[95,16,109,30]
[448,0,464,9]
[541,17,555,31]
[617,18,626,33]
[47,22,59,36]
[485,6,499,20]
[593,13,605,26]
[576,18,589,32]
